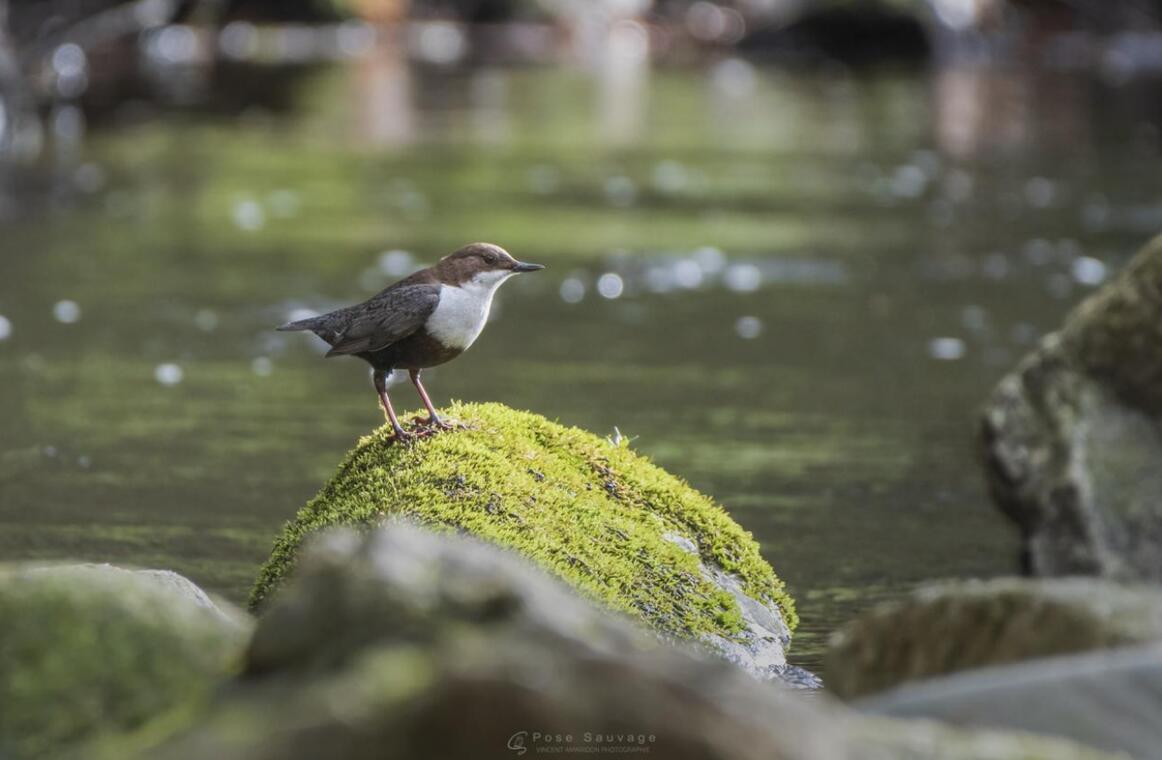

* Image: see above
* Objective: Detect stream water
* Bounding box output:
[2,54,1161,674]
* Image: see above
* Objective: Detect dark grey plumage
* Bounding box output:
[279,282,440,357]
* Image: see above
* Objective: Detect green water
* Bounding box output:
[2,59,1161,674]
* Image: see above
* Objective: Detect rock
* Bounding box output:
[825,577,1162,700]
[0,563,251,760]
[859,644,1162,759]
[981,233,1162,581]
[117,525,1119,760]
[250,402,801,683]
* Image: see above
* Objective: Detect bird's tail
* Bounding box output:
[277,315,325,332]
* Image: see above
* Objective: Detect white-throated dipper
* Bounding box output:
[278,242,544,440]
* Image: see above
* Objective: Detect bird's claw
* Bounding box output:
[384,415,464,444]
[411,415,458,431]
[389,429,415,445]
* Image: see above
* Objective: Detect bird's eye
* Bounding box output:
[483,254,497,265]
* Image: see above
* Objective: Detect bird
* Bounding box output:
[278,242,544,440]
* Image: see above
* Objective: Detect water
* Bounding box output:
[2,55,1161,676]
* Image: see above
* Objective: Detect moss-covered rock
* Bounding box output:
[250,402,799,680]
[825,577,1162,700]
[112,525,1120,760]
[980,233,1162,580]
[0,563,251,760]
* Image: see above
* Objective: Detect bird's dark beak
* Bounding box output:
[512,261,545,273]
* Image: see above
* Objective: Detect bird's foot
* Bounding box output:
[388,426,415,445]
[411,415,458,431]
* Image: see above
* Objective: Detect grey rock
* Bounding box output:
[859,644,1162,759]
[0,562,251,760]
[114,524,1118,760]
[696,560,814,687]
[243,524,654,676]
[826,576,1162,699]
[77,564,249,629]
[663,530,700,555]
[981,234,1162,580]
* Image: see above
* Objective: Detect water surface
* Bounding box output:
[3,57,1161,674]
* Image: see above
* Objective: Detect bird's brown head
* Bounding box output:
[433,243,544,287]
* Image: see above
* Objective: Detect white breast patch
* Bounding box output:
[426,272,513,350]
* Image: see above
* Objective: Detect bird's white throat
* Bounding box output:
[426,271,515,350]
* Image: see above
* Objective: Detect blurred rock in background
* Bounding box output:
[982,234,1162,582]
[826,577,1162,699]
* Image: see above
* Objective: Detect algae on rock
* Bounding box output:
[0,563,250,760]
[250,402,798,678]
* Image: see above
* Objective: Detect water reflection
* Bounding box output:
[599,20,650,145]
[352,37,414,146]
[554,249,847,301]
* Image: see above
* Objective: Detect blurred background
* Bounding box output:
[2,0,1162,675]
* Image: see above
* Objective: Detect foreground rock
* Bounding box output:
[861,644,1162,759]
[826,577,1162,699]
[981,233,1162,580]
[0,563,250,760]
[251,402,804,683]
[113,525,1118,760]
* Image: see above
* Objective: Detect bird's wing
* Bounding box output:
[324,283,441,357]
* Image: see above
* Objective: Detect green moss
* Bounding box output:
[0,564,249,759]
[250,402,796,645]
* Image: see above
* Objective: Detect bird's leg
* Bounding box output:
[409,369,453,429]
[374,370,411,441]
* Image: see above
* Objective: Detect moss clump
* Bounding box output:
[250,402,796,646]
